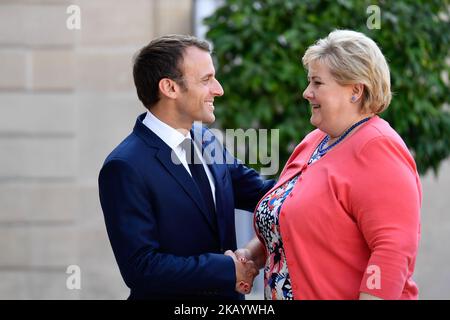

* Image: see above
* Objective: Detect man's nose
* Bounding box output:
[212,78,224,96]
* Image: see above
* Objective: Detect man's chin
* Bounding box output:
[202,114,215,124]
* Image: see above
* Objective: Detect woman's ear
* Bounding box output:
[351,83,364,103]
[158,78,178,100]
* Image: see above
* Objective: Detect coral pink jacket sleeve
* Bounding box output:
[351,136,421,299]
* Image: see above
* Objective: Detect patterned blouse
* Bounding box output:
[255,143,323,300]
[255,175,298,300]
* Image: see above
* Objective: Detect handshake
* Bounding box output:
[225,248,261,295]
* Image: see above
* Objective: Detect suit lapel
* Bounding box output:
[155,147,218,231]
[199,131,228,245]
[133,114,218,232]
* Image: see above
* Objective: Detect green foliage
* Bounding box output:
[204,0,449,176]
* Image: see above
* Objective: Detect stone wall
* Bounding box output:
[0,0,192,299]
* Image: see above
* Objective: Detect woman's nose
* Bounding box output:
[303,84,313,100]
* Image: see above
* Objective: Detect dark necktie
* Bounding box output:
[181,138,217,221]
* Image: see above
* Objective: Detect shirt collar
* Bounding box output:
[142,110,190,150]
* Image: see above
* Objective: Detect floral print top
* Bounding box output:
[255,175,299,300]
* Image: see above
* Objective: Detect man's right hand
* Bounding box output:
[225,250,259,294]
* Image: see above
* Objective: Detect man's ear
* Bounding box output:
[158,78,178,100]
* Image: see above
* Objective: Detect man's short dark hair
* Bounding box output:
[133,34,211,109]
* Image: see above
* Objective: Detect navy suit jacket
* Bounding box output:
[98,113,275,300]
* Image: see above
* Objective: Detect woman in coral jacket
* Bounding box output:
[237,30,422,300]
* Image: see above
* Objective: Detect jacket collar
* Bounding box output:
[133,113,220,232]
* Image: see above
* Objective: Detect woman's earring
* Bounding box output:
[351,96,356,102]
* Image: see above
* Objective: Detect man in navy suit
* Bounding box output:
[98,35,275,300]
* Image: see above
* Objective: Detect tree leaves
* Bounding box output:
[205,0,450,176]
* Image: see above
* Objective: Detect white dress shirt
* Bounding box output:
[142,111,216,204]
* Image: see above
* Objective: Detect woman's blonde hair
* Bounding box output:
[302,30,392,114]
